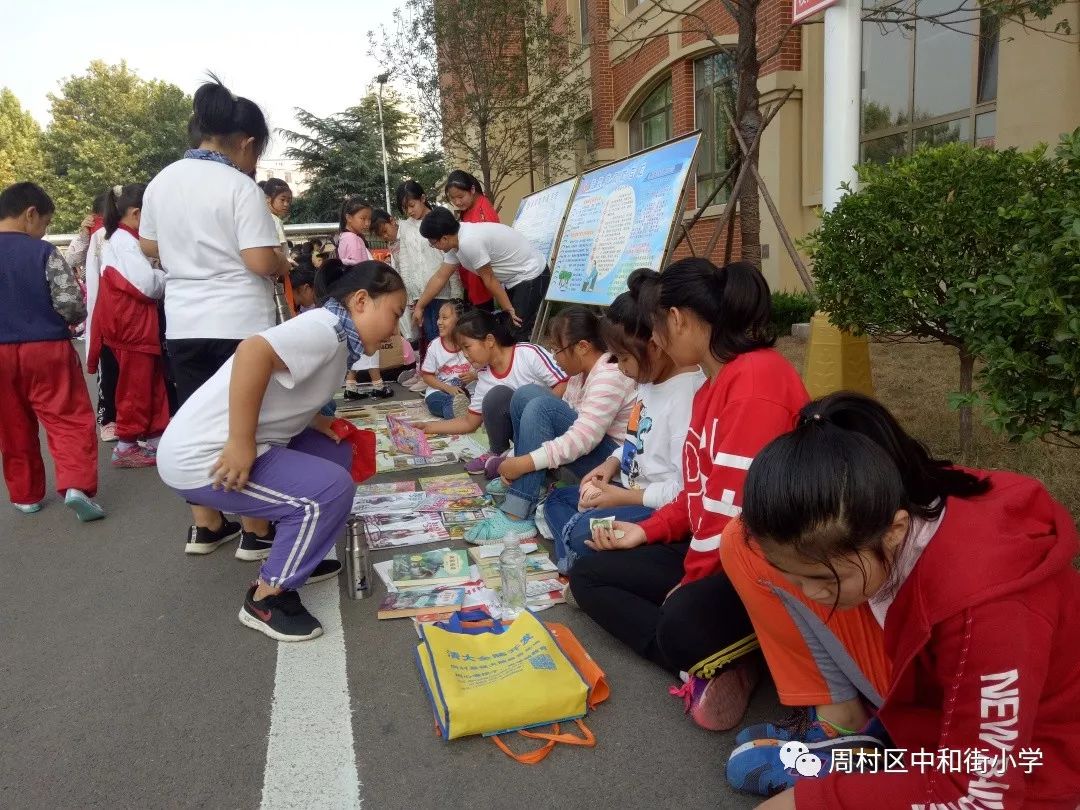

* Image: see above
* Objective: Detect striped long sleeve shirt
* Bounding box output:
[529,353,638,471]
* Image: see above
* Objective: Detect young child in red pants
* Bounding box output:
[88,183,169,468]
[0,182,104,520]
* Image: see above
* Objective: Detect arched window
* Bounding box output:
[629,79,672,154]
[694,50,737,204]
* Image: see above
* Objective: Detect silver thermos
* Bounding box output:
[274,281,292,324]
[345,517,373,599]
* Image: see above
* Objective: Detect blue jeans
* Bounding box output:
[423,299,446,346]
[501,385,620,520]
[544,485,655,572]
[425,390,454,419]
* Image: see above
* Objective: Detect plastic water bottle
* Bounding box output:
[498,538,528,618]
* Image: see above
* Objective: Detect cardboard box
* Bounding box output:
[378,335,406,370]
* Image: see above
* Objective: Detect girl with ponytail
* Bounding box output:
[724,393,1080,808]
[88,183,168,469]
[156,259,406,642]
[140,76,289,556]
[570,258,809,733]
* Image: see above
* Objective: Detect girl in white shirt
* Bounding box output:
[419,309,567,477]
[156,259,407,641]
[543,281,705,571]
[419,299,476,418]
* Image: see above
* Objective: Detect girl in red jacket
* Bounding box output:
[569,259,809,732]
[444,170,497,308]
[727,392,1080,809]
[88,183,169,468]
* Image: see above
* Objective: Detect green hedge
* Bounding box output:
[771,291,816,334]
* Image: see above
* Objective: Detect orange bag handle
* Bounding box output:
[491,720,596,764]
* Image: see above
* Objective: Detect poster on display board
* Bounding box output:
[510,176,578,265]
[545,132,702,306]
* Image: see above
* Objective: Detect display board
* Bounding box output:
[510,176,578,266]
[545,132,702,306]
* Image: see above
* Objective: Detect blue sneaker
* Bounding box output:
[736,707,887,746]
[464,511,537,545]
[13,501,43,514]
[64,489,105,522]
[726,734,887,797]
[485,477,508,502]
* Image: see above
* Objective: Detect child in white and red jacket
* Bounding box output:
[726,392,1080,810]
[569,261,808,734]
[88,183,169,469]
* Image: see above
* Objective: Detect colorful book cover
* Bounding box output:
[440,509,493,526]
[363,515,451,550]
[354,481,416,496]
[472,552,560,587]
[377,587,465,619]
[352,491,430,515]
[419,495,491,513]
[386,414,433,457]
[391,548,471,589]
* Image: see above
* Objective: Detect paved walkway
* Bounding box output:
[0,385,772,810]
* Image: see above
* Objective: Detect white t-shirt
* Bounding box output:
[443,222,546,288]
[612,369,707,509]
[156,308,348,490]
[141,159,280,340]
[469,343,566,414]
[421,337,475,396]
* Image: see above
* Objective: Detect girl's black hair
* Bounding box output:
[444,170,485,197]
[260,178,292,199]
[654,258,775,363]
[439,298,467,319]
[603,268,659,355]
[549,306,607,352]
[289,263,316,289]
[371,209,395,236]
[189,76,270,156]
[92,190,109,218]
[419,207,460,240]
[104,183,147,238]
[0,182,54,218]
[314,258,404,306]
[742,392,991,607]
[452,308,516,347]
[396,180,431,217]
[339,195,373,234]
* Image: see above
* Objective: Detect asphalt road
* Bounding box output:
[0,383,773,810]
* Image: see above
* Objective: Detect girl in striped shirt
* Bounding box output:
[467,307,638,544]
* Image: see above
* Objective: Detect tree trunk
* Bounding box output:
[958,346,975,455]
[734,0,762,268]
[477,128,494,206]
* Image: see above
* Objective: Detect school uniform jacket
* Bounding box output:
[796,471,1080,809]
[87,224,165,372]
[638,348,809,584]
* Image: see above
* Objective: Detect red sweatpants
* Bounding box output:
[0,340,98,504]
[114,349,170,442]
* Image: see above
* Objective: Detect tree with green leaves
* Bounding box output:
[956,130,1080,448]
[0,89,46,189]
[803,142,1055,450]
[41,61,191,231]
[375,0,590,212]
[279,92,446,223]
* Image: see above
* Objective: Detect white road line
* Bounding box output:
[261,560,360,810]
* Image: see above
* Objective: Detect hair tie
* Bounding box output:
[113,184,123,197]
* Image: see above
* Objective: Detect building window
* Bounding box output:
[285,171,293,183]
[535,141,551,186]
[580,0,590,42]
[860,0,999,164]
[629,79,672,154]
[575,115,594,172]
[627,0,641,10]
[694,51,737,205]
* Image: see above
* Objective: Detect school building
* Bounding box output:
[478,0,1080,292]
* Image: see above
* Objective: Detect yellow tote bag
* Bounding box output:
[415,610,589,740]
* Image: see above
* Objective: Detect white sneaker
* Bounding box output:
[99,423,118,442]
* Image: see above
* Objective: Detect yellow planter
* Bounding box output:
[803,311,874,399]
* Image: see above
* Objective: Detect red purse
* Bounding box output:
[329,419,376,483]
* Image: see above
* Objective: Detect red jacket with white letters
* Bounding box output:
[638,348,808,585]
[796,470,1080,809]
[88,224,165,372]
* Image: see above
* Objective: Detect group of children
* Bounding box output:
[3,75,1078,808]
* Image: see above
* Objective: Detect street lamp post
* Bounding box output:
[375,72,392,213]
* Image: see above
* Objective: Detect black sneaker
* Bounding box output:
[369,385,394,399]
[303,558,343,585]
[343,388,370,401]
[184,517,241,555]
[235,525,276,561]
[238,584,323,642]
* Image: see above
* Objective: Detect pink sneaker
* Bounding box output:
[111,445,157,469]
[99,423,118,442]
[464,453,493,475]
[670,656,762,731]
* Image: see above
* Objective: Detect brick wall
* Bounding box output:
[670,214,743,264]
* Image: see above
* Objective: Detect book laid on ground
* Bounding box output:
[354,481,417,497]
[363,514,451,550]
[391,548,471,590]
[377,587,466,619]
[470,550,560,588]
